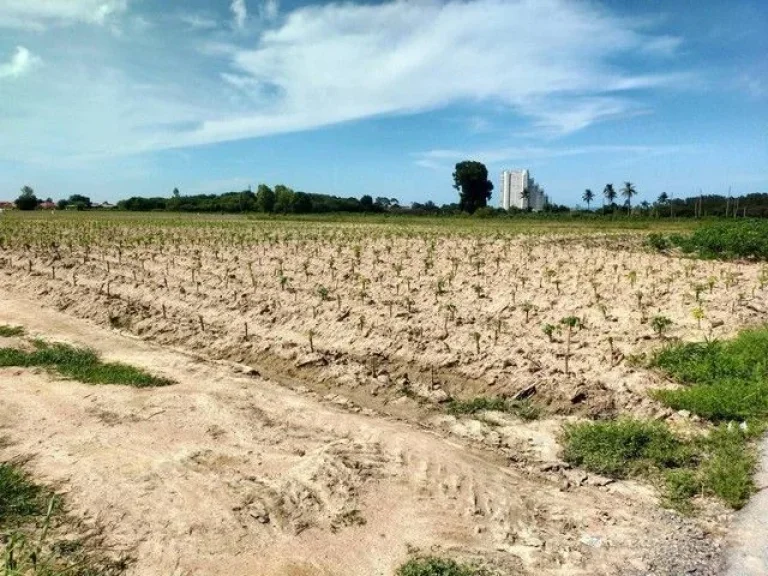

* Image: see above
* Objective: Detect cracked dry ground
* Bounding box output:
[0,286,729,576]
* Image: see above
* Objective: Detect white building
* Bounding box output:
[500,169,548,211]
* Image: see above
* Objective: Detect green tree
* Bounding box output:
[360,195,374,211]
[521,187,531,210]
[621,181,637,213]
[256,184,276,213]
[172,187,180,198]
[452,161,493,214]
[68,194,92,210]
[273,184,295,213]
[582,188,594,210]
[603,183,617,209]
[15,186,38,211]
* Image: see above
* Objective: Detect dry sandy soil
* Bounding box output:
[0,290,724,576]
[1,221,765,574]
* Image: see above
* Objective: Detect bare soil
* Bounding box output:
[2,228,763,574]
[0,288,726,576]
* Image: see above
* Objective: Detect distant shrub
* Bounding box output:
[666,220,768,260]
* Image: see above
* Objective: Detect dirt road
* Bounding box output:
[0,289,723,575]
[724,435,768,576]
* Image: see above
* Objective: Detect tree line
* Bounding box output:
[7,159,768,217]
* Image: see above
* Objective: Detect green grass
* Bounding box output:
[563,419,756,509]
[564,327,768,510]
[397,557,482,576]
[0,462,46,524]
[446,397,541,421]
[0,461,129,575]
[652,220,768,260]
[0,325,24,338]
[0,341,173,388]
[562,419,693,478]
[651,328,768,422]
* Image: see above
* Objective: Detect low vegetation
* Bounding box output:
[0,325,24,338]
[651,220,768,260]
[0,341,172,388]
[397,557,482,576]
[565,325,768,510]
[0,460,127,576]
[652,327,768,421]
[447,397,541,421]
[0,462,46,524]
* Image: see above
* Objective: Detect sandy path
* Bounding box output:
[0,288,720,576]
[724,435,768,576]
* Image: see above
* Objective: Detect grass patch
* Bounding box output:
[0,325,24,337]
[0,341,173,388]
[397,557,482,576]
[563,419,756,510]
[447,397,541,421]
[562,419,692,479]
[564,326,768,510]
[651,328,768,422]
[0,460,129,575]
[0,462,46,524]
[650,220,768,260]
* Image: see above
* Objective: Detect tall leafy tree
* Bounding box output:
[603,183,617,208]
[256,184,276,213]
[452,161,493,214]
[582,188,594,210]
[621,181,637,213]
[15,186,38,211]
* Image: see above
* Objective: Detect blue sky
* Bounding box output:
[0,0,765,206]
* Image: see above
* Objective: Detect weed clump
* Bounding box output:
[397,557,481,576]
[447,397,541,421]
[652,328,768,421]
[0,341,173,388]
[0,325,24,337]
[562,419,692,478]
[0,462,45,523]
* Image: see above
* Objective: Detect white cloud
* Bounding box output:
[0,0,128,29]
[231,0,247,29]
[413,144,692,170]
[0,0,691,162]
[169,0,689,148]
[178,13,218,31]
[0,46,41,80]
[260,0,279,21]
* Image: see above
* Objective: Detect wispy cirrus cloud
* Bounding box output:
[0,0,128,30]
[0,46,41,80]
[413,144,694,170]
[231,0,248,30]
[0,0,692,163]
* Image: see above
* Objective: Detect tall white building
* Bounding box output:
[500,169,548,211]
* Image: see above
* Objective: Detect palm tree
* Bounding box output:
[621,181,637,213]
[521,187,530,210]
[603,184,617,212]
[582,189,594,211]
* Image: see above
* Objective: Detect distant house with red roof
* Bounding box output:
[39,201,56,210]
[0,201,15,210]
